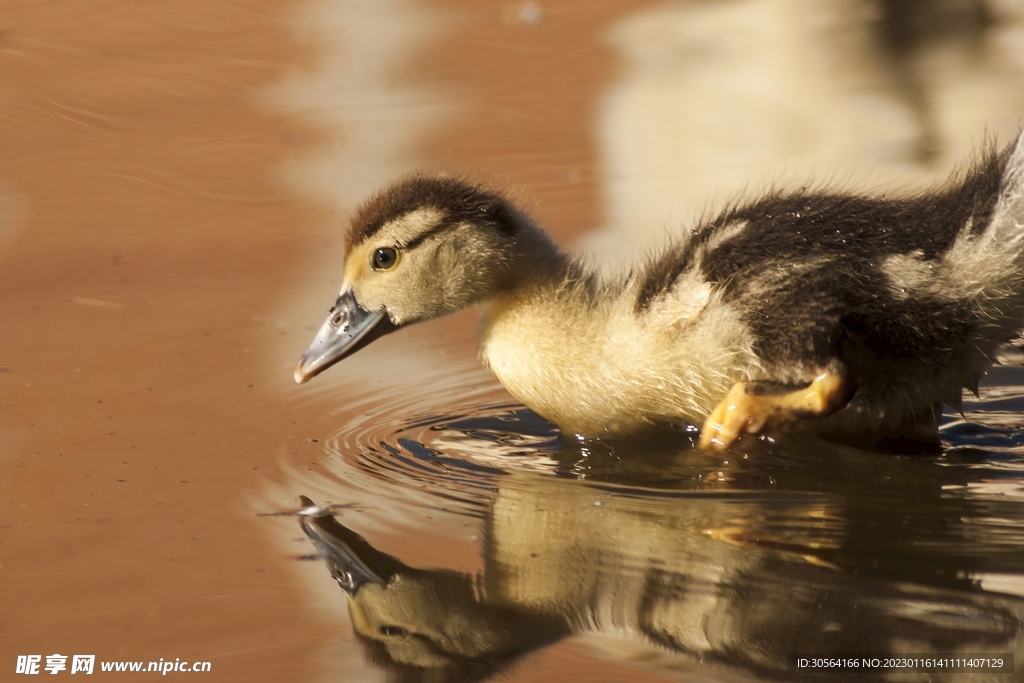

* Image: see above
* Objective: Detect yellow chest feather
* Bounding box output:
[478,289,758,436]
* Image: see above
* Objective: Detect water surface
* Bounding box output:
[281,344,1024,682]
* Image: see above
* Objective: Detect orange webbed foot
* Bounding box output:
[699,366,849,450]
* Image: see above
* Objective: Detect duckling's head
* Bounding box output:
[295,176,555,384]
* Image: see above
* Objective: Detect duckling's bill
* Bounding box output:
[294,289,397,384]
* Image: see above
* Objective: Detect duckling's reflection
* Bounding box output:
[300,496,569,683]
[300,439,1024,683]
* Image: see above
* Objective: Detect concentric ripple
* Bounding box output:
[307,357,561,522]
[328,401,561,515]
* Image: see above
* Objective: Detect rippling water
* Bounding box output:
[277,346,1024,682]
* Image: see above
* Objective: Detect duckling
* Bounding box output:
[295,132,1024,452]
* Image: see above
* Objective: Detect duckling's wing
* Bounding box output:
[648,132,1024,441]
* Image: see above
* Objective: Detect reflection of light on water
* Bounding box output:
[975,385,1024,401]
[943,480,1024,501]
[941,414,1024,453]
[978,572,1024,599]
[941,364,1024,474]
[427,413,560,473]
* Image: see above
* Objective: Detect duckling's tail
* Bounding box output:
[977,131,1024,262]
[861,132,1024,421]
[953,130,1024,344]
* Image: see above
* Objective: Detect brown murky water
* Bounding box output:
[3,1,1024,682]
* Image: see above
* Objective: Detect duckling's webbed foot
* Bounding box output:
[699,364,850,450]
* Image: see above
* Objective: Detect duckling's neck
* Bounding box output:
[496,222,573,294]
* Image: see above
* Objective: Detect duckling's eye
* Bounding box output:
[372,247,399,271]
[378,625,407,637]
